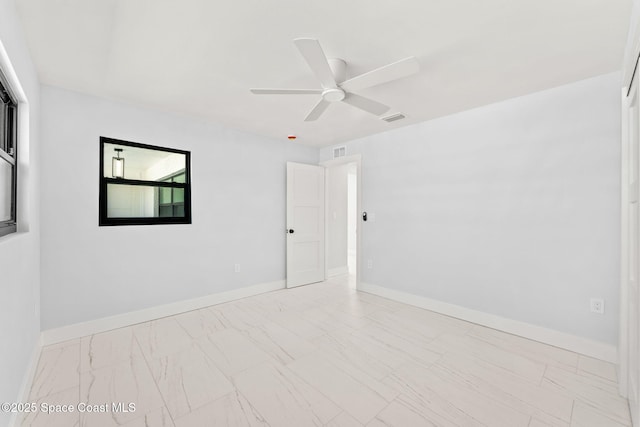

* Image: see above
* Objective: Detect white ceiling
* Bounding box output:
[16,0,631,147]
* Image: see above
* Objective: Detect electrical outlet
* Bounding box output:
[234,263,241,273]
[367,259,373,269]
[590,298,604,314]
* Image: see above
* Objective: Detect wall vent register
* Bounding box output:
[99,137,191,226]
[333,146,346,158]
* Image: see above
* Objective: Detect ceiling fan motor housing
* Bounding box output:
[322,88,345,102]
[322,59,347,102]
[327,58,347,83]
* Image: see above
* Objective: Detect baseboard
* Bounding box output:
[359,282,617,363]
[10,336,42,427]
[328,266,349,277]
[41,280,285,345]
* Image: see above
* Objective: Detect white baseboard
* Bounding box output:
[328,266,349,277]
[41,280,285,345]
[359,282,617,363]
[10,336,42,427]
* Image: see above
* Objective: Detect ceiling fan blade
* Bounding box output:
[340,56,419,92]
[250,88,323,95]
[342,93,390,116]
[294,38,338,89]
[304,98,331,121]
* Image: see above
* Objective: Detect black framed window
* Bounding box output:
[0,71,17,238]
[99,137,191,226]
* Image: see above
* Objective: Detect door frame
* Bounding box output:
[621,83,631,399]
[320,154,362,290]
[622,70,640,426]
[621,23,640,419]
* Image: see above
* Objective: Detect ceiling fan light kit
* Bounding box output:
[322,88,345,102]
[250,38,419,122]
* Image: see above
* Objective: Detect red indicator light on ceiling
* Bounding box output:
[287,135,297,140]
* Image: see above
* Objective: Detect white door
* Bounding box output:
[286,162,325,288]
[628,74,640,427]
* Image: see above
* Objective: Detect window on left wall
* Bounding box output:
[0,71,17,238]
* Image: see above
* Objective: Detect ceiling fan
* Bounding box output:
[250,38,420,121]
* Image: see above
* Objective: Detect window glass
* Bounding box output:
[102,142,186,181]
[173,187,185,204]
[159,186,172,205]
[0,158,11,222]
[0,102,6,153]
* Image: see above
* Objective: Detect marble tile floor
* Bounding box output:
[21,275,630,426]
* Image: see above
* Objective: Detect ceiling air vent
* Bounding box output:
[333,146,346,158]
[381,113,406,123]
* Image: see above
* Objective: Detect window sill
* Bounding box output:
[0,226,28,244]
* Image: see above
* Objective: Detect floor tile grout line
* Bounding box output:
[29,341,82,402]
[239,358,344,425]
[431,359,543,423]
[543,371,631,425]
[569,399,575,426]
[540,363,549,387]
[131,333,178,427]
[280,355,378,424]
[322,410,345,426]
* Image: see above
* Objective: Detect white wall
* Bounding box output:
[623,0,640,86]
[40,86,317,330]
[0,0,41,425]
[321,72,621,345]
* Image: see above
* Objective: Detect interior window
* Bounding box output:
[99,137,192,226]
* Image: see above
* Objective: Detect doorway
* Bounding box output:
[322,155,361,290]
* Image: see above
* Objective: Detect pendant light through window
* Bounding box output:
[112,148,125,178]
